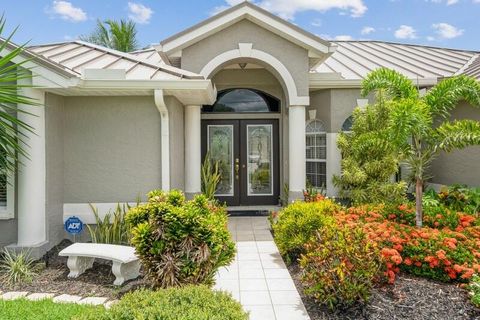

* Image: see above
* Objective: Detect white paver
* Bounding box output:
[1,291,29,300]
[104,299,119,309]
[215,216,310,320]
[26,293,56,301]
[79,296,109,305]
[53,294,83,303]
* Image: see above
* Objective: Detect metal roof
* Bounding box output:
[316,41,480,81]
[129,47,165,65]
[28,41,203,80]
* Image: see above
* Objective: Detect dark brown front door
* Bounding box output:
[201,119,279,206]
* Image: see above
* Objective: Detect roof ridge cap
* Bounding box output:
[455,53,480,76]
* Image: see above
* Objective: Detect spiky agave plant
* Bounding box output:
[0,249,38,287]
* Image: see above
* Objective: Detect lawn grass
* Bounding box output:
[0,298,105,320]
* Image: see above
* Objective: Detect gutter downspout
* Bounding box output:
[154,89,170,191]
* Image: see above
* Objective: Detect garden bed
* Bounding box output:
[288,262,480,320]
[0,240,148,299]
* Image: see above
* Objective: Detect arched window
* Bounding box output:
[203,88,280,113]
[306,120,327,189]
[341,116,353,132]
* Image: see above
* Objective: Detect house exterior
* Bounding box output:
[0,2,479,256]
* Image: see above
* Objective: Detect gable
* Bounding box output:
[157,2,334,61]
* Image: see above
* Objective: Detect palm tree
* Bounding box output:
[0,16,39,176]
[362,68,480,227]
[80,19,139,52]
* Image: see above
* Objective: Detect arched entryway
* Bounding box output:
[201,88,280,206]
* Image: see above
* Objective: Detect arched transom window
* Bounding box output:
[306,120,327,189]
[203,88,280,113]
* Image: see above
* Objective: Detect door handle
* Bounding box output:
[235,158,240,179]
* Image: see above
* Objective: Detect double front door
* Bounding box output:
[201,119,279,206]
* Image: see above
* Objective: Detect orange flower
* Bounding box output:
[436,250,447,260]
[404,257,413,266]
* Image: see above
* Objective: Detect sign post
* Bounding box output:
[64,216,84,242]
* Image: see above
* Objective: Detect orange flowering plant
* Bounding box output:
[335,205,480,283]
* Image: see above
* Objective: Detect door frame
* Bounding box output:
[201,119,280,206]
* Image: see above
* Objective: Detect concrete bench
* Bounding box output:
[59,243,140,286]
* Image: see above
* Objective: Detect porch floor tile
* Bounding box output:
[215,216,310,320]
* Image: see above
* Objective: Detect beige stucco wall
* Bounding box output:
[308,90,331,132]
[166,96,185,190]
[45,93,66,249]
[181,19,310,97]
[63,96,162,203]
[308,88,373,133]
[431,101,480,187]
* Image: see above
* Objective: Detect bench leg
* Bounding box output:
[66,256,94,278]
[112,260,141,286]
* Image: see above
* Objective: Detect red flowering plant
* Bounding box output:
[334,206,480,283]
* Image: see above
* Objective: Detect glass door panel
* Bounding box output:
[207,125,234,196]
[246,125,273,196]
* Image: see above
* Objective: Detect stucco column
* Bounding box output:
[288,105,306,201]
[17,84,47,247]
[326,133,341,197]
[184,105,202,198]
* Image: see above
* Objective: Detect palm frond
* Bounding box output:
[435,120,480,152]
[424,75,480,119]
[361,68,418,100]
[0,16,39,175]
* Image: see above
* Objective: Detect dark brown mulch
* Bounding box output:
[288,263,480,320]
[0,240,149,299]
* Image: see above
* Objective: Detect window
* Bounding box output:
[0,155,14,219]
[341,115,353,132]
[203,88,280,113]
[306,120,327,189]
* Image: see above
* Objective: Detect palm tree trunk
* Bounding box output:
[415,178,423,228]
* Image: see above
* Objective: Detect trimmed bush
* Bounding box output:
[76,286,248,320]
[272,200,339,261]
[126,190,235,288]
[300,223,383,309]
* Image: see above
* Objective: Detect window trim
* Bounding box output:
[305,119,327,189]
[0,168,15,220]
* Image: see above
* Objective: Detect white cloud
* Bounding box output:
[432,22,464,39]
[334,35,354,40]
[474,0,480,3]
[427,36,436,41]
[361,26,375,35]
[394,25,417,39]
[128,2,153,24]
[427,0,459,5]
[49,1,87,22]
[213,0,367,20]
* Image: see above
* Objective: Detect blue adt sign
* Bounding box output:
[65,216,83,234]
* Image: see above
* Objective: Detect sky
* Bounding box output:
[1,0,479,51]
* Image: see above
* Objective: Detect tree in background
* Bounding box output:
[80,19,138,52]
[333,88,406,205]
[362,68,480,227]
[0,16,39,176]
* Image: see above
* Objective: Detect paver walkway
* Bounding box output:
[214,216,310,320]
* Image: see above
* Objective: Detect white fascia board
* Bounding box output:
[309,77,439,89]
[78,79,213,90]
[159,6,330,56]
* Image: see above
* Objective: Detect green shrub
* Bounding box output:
[126,190,235,288]
[300,223,383,309]
[86,203,132,245]
[272,200,339,261]
[76,286,248,320]
[0,298,103,320]
[0,249,38,287]
[469,274,480,307]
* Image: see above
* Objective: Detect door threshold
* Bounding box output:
[227,205,281,216]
